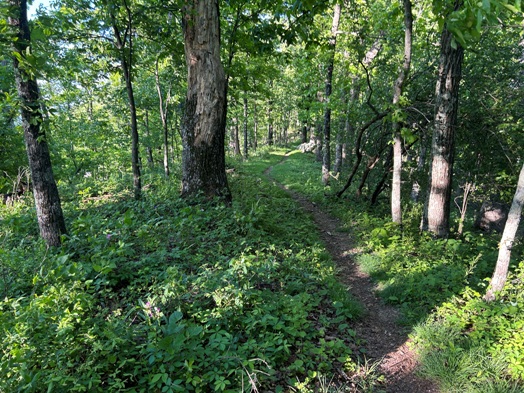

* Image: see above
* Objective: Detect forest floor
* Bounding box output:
[266,154,439,393]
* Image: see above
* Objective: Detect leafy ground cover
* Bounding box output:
[270,149,524,392]
[0,149,363,392]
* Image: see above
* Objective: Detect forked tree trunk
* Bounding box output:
[391,0,413,225]
[322,3,342,186]
[181,0,230,201]
[485,163,524,301]
[422,8,464,238]
[9,0,67,247]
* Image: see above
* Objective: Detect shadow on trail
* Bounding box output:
[265,152,440,393]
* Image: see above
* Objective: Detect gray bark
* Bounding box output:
[181,0,230,201]
[391,0,413,225]
[422,6,464,238]
[322,3,342,186]
[485,163,524,301]
[9,0,67,247]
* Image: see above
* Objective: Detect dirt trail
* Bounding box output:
[265,156,439,393]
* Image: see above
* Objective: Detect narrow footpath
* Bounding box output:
[266,155,439,393]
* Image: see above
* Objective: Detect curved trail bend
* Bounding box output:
[265,154,438,393]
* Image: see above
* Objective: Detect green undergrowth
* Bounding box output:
[0,149,363,392]
[270,149,524,391]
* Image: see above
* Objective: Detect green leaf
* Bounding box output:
[501,3,520,13]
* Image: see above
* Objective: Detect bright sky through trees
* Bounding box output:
[28,0,50,19]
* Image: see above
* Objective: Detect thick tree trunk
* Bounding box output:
[422,21,464,238]
[243,96,248,158]
[322,3,341,186]
[485,163,524,301]
[181,0,230,201]
[9,0,67,247]
[155,58,170,177]
[391,0,413,225]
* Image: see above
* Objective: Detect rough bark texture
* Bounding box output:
[9,0,67,247]
[485,163,524,301]
[322,3,341,186]
[391,0,413,225]
[422,19,464,238]
[181,0,230,201]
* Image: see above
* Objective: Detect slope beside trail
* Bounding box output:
[265,154,439,393]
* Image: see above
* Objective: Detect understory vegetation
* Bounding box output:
[1,148,523,392]
[1,149,366,392]
[270,149,524,393]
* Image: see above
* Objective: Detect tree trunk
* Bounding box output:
[253,101,258,151]
[485,163,524,301]
[315,121,323,162]
[144,109,154,168]
[233,116,241,156]
[9,0,67,247]
[422,16,464,238]
[322,3,341,186]
[391,0,413,225]
[155,57,170,177]
[110,4,141,200]
[333,128,344,176]
[181,0,230,201]
[267,95,274,146]
[243,95,248,158]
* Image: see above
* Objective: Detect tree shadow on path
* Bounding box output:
[266,155,439,393]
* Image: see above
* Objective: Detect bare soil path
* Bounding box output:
[265,155,439,393]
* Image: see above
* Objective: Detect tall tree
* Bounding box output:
[108,0,141,200]
[422,1,464,238]
[181,0,230,200]
[485,162,524,301]
[155,57,171,177]
[322,2,342,186]
[391,0,413,224]
[8,0,67,247]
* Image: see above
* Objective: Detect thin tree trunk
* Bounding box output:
[253,101,258,151]
[233,116,241,156]
[9,0,67,247]
[155,57,170,177]
[144,109,154,167]
[110,2,141,200]
[322,3,341,186]
[267,95,274,146]
[337,111,389,198]
[357,155,379,197]
[422,9,464,237]
[391,0,413,225]
[243,95,248,158]
[315,121,323,162]
[485,163,524,301]
[181,0,230,201]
